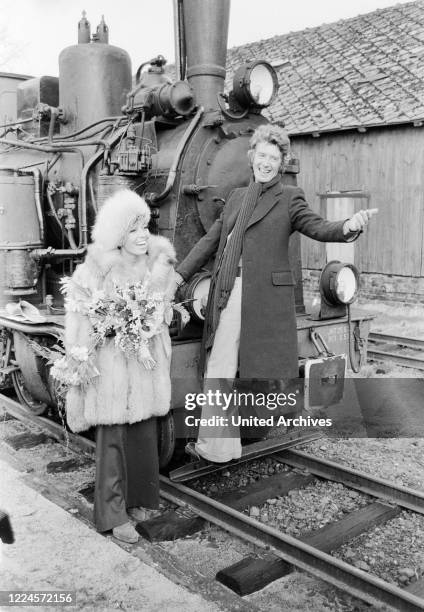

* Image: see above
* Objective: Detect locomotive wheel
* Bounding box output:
[11,370,48,416]
[157,412,176,469]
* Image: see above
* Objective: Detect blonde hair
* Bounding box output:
[247,124,290,168]
[91,189,151,251]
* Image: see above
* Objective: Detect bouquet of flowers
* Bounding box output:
[50,277,190,389]
[87,282,169,369]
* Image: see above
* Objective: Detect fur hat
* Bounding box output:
[91,189,151,251]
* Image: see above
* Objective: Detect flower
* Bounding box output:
[86,281,170,367]
[50,348,99,388]
[69,346,90,362]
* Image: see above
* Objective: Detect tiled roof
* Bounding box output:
[226,1,424,135]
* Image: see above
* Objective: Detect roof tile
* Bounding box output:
[227,0,424,134]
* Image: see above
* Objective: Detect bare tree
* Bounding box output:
[0,24,26,71]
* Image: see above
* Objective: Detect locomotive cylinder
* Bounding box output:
[59,38,131,135]
[0,173,43,304]
[0,175,43,249]
[182,0,230,111]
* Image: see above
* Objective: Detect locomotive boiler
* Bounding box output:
[0,1,371,467]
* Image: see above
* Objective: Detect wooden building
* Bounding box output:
[227,0,424,303]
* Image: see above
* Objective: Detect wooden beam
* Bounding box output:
[5,431,53,450]
[46,457,93,474]
[136,510,205,542]
[217,472,315,511]
[216,501,400,595]
[299,501,400,553]
[216,554,291,596]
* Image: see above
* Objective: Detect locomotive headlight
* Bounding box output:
[232,60,278,109]
[334,266,358,304]
[320,261,360,306]
[311,261,360,320]
[181,271,211,322]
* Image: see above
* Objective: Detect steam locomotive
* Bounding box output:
[0,0,371,467]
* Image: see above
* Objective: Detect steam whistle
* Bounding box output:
[78,11,91,44]
[96,15,109,44]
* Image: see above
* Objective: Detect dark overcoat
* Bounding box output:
[177,181,355,379]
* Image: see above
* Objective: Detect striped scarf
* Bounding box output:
[215,180,261,314]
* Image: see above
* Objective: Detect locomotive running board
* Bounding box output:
[169,431,323,482]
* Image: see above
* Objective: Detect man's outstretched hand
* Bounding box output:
[344,208,379,234]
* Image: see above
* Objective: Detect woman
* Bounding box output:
[176,124,376,463]
[60,189,176,543]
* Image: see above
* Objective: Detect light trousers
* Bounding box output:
[195,276,242,462]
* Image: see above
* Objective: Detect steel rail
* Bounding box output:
[274,449,424,515]
[368,332,424,369]
[160,476,424,611]
[369,332,424,350]
[0,394,95,456]
[169,431,323,482]
[367,349,424,370]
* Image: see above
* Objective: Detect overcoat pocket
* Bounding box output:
[271,271,295,286]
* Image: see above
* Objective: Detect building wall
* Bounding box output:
[290,125,424,302]
[0,73,32,124]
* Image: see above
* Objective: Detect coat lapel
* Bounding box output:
[246,181,283,229]
[222,181,284,237]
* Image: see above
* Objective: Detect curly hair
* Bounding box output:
[247,124,290,167]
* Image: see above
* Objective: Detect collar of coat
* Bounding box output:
[245,174,284,230]
[84,234,176,280]
[258,172,282,195]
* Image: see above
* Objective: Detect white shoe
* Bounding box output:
[112,521,139,543]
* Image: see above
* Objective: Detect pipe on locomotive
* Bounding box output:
[78,125,129,248]
[0,117,33,138]
[147,106,203,205]
[0,138,85,171]
[34,116,125,143]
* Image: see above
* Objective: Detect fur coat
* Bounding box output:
[64,235,176,433]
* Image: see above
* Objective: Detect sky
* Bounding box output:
[0,0,415,77]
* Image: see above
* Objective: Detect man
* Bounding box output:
[175,124,377,462]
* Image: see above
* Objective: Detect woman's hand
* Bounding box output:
[173,272,185,296]
[140,356,156,370]
[137,344,156,370]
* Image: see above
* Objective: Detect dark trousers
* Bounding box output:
[94,418,159,532]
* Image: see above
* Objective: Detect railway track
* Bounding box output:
[2,392,424,611]
[368,332,424,371]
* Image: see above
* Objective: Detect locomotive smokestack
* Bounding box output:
[178,0,230,112]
